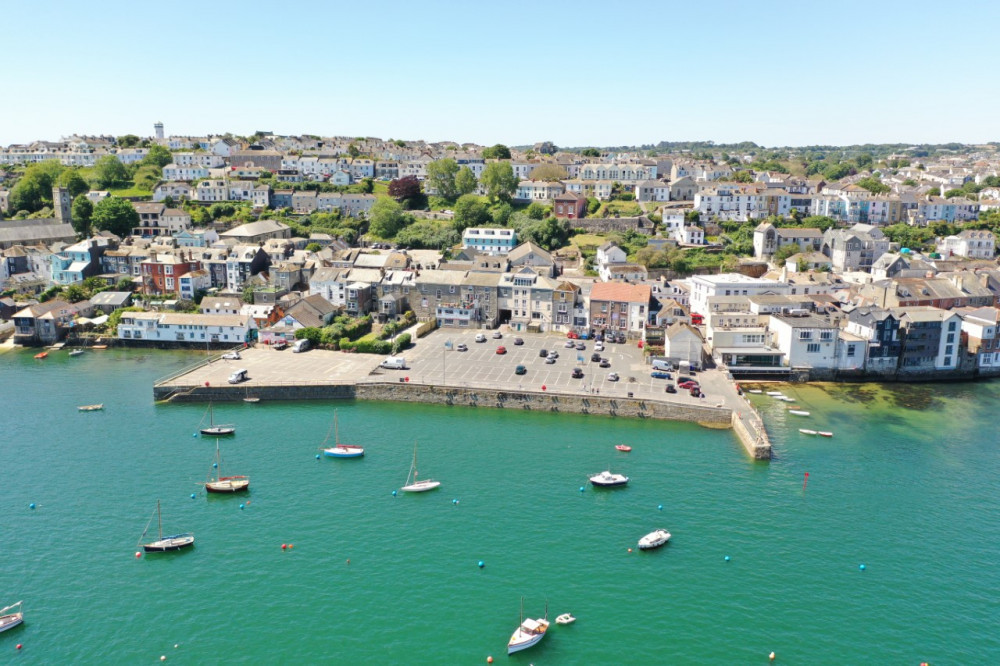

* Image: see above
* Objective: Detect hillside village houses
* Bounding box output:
[8,131,1000,383]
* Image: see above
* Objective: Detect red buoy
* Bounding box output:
[281,543,287,549]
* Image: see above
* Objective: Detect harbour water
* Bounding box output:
[2,348,999,663]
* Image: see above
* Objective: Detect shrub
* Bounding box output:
[391,333,411,355]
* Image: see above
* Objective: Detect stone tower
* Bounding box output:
[53,186,72,224]
[154,121,164,140]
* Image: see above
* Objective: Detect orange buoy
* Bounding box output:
[487,657,493,664]
[769,652,775,661]
[627,548,632,553]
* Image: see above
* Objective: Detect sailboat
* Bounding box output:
[205,439,249,493]
[199,402,235,436]
[322,411,365,458]
[400,441,439,492]
[138,500,194,552]
[507,598,549,655]
[243,386,260,404]
[0,601,23,634]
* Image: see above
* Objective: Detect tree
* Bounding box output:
[527,164,568,181]
[359,177,374,194]
[489,201,512,226]
[480,162,517,203]
[395,219,460,249]
[903,179,918,186]
[348,143,360,158]
[855,176,890,195]
[926,187,941,197]
[133,165,162,191]
[727,170,754,183]
[368,198,407,238]
[91,155,130,188]
[57,169,90,198]
[426,158,461,201]
[117,134,140,148]
[9,160,64,212]
[115,277,134,292]
[525,202,546,220]
[580,148,601,158]
[91,196,139,237]
[452,194,491,231]
[388,175,422,201]
[305,242,322,252]
[71,196,93,236]
[773,243,801,264]
[481,144,511,160]
[455,167,478,197]
[140,144,173,168]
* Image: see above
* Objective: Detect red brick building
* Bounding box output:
[141,253,202,295]
[554,192,587,219]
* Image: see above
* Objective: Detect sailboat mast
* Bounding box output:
[157,500,163,540]
[334,411,339,446]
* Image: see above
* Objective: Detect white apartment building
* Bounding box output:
[687,273,790,316]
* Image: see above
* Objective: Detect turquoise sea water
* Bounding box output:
[2,349,999,664]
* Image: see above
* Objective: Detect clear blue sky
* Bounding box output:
[2,0,997,148]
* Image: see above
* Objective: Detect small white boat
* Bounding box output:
[322,411,365,459]
[0,601,23,634]
[788,410,810,416]
[638,529,671,550]
[766,391,784,396]
[818,431,834,437]
[747,389,763,394]
[778,396,797,402]
[555,613,576,625]
[799,429,817,435]
[400,441,439,492]
[589,470,629,487]
[508,599,549,655]
[78,404,104,412]
[68,349,85,357]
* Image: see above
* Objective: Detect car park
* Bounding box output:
[571,368,584,378]
[599,359,611,368]
[515,364,527,375]
[456,343,468,352]
[651,371,671,379]
[496,346,507,355]
[608,372,620,382]
[591,353,601,362]
[677,376,691,384]
[492,331,503,339]
[539,349,548,358]
[475,333,487,343]
[513,337,524,346]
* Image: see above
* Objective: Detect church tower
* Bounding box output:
[53,186,72,224]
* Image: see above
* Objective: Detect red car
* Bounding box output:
[496,346,507,355]
[567,331,579,339]
[678,380,699,390]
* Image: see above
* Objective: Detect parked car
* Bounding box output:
[539,349,548,358]
[272,339,288,350]
[292,339,310,353]
[690,387,702,397]
[496,346,507,355]
[514,364,527,375]
[456,343,468,352]
[679,380,699,390]
[599,359,611,368]
[492,330,503,339]
[591,352,602,362]
[571,367,584,378]
[221,350,241,360]
[594,342,604,352]
[564,340,575,348]
[545,356,556,364]
[651,371,671,379]
[475,333,487,343]
[567,331,579,339]
[575,342,586,351]
[608,372,620,382]
[513,337,524,346]
[547,351,559,359]
[665,384,677,394]
[677,376,691,384]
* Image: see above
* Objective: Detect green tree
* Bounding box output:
[926,187,941,197]
[903,179,918,186]
[727,170,754,183]
[305,242,322,252]
[9,160,65,212]
[489,201,512,226]
[359,177,374,194]
[773,243,801,264]
[481,144,511,160]
[63,284,88,303]
[117,134,141,148]
[855,176,890,195]
[455,167,478,197]
[525,202,546,220]
[140,144,173,168]
[452,194,491,231]
[580,148,601,158]
[395,219,460,249]
[91,196,139,237]
[480,162,517,203]
[368,197,407,237]
[92,155,130,188]
[57,169,90,198]
[115,277,134,292]
[71,195,93,236]
[426,158,461,201]
[348,143,360,158]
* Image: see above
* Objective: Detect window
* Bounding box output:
[945,345,953,355]
[947,333,955,343]
[798,331,812,340]
[948,321,957,331]
[820,331,833,341]
[807,343,820,353]
[944,356,952,366]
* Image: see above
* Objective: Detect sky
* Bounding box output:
[2,0,998,148]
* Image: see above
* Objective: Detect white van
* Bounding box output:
[381,356,407,369]
[651,359,673,371]
[228,369,249,384]
[292,339,310,353]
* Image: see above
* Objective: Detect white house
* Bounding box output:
[162,164,209,181]
[174,153,225,168]
[462,227,517,254]
[117,312,255,344]
[194,180,229,202]
[663,322,704,367]
[768,313,840,369]
[936,229,995,259]
[687,273,790,316]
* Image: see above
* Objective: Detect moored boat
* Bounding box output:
[638,529,671,550]
[34,352,48,359]
[615,444,632,452]
[508,599,549,655]
[747,389,763,394]
[788,410,810,416]
[199,402,235,436]
[589,470,629,487]
[0,601,23,634]
[400,441,439,492]
[818,431,834,437]
[322,411,365,459]
[205,440,249,493]
[68,349,85,357]
[555,613,576,625]
[799,429,817,435]
[766,391,784,396]
[78,404,104,412]
[139,500,194,552]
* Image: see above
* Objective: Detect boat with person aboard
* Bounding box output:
[555,613,576,625]
[139,500,194,552]
[507,598,549,655]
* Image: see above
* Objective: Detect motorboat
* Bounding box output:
[766,391,784,396]
[799,429,817,435]
[0,601,23,634]
[638,529,672,550]
[818,431,834,437]
[615,444,632,452]
[508,599,549,655]
[589,470,629,487]
[78,404,104,412]
[139,500,194,552]
[555,613,576,625]
[788,410,810,416]
[34,352,48,359]
[68,349,85,357]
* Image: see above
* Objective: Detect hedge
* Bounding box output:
[391,333,411,355]
[339,336,392,354]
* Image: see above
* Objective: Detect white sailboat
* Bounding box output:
[200,402,235,436]
[400,441,439,492]
[0,601,23,634]
[205,439,249,493]
[139,500,194,552]
[507,598,549,655]
[322,411,365,459]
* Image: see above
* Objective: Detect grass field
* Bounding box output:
[108,185,153,199]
